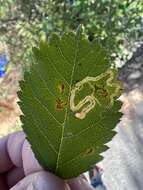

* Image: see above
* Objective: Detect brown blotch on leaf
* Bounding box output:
[58,83,65,94]
[95,84,108,97]
[83,147,95,157]
[56,98,67,111]
[56,98,63,110]
[101,89,108,97]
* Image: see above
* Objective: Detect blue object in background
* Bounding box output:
[0,54,8,66]
[0,70,5,77]
[0,53,9,78]
[91,172,107,190]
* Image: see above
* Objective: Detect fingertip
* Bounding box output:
[22,139,42,176]
[7,132,25,168]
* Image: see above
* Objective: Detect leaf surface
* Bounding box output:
[19,28,122,179]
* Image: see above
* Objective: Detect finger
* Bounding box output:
[0,135,13,173]
[22,140,42,176]
[10,171,70,190]
[7,131,42,175]
[7,132,25,168]
[7,167,25,188]
[68,176,95,190]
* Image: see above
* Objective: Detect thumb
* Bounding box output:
[10,171,70,190]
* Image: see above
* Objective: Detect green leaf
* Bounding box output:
[18,27,123,179]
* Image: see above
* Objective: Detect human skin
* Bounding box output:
[0,132,95,190]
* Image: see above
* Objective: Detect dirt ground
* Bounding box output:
[0,65,22,137]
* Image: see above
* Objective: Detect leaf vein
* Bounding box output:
[55,37,72,67]
[46,55,70,86]
[34,96,63,127]
[28,83,63,127]
[30,112,58,155]
[33,67,57,98]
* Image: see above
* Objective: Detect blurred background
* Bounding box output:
[1,0,143,65]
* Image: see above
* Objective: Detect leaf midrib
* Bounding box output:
[55,33,80,173]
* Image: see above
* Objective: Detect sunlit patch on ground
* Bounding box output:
[0,65,22,137]
[0,98,22,137]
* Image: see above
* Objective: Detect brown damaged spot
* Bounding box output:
[58,83,65,94]
[56,98,63,110]
[83,147,95,157]
[56,98,67,111]
[94,85,108,97]
[100,89,108,97]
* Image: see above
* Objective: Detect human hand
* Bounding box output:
[0,132,95,190]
